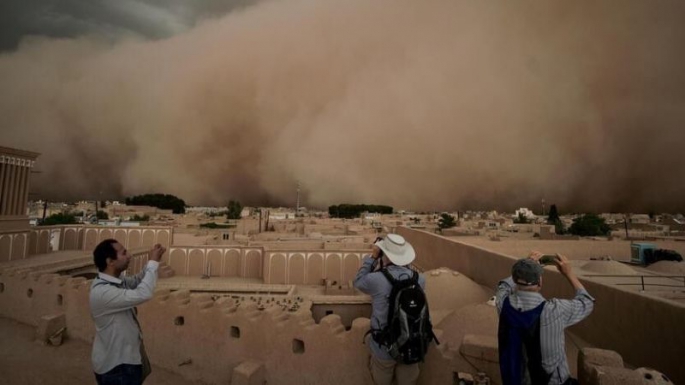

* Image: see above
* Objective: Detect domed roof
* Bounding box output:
[579,261,638,275]
[435,303,499,348]
[424,267,491,324]
[646,261,685,275]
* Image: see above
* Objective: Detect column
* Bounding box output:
[6,161,17,215]
[14,162,28,216]
[21,161,33,215]
[0,159,12,215]
[0,161,6,215]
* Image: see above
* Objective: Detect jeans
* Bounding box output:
[94,364,143,385]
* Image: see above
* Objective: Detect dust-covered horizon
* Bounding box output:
[2,0,685,212]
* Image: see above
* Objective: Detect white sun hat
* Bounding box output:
[377,234,416,266]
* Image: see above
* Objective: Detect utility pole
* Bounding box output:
[296,181,300,217]
[624,214,630,239]
[541,198,546,217]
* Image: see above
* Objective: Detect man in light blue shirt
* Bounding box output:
[90,239,166,385]
[354,234,426,385]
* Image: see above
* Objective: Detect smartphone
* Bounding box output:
[539,254,558,265]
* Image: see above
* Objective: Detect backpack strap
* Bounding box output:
[380,268,398,285]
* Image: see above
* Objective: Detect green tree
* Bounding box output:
[131,214,150,222]
[514,212,530,224]
[547,204,559,223]
[96,210,109,220]
[547,204,565,234]
[328,204,393,219]
[226,200,243,220]
[125,193,186,214]
[41,213,77,226]
[438,213,457,229]
[568,214,611,236]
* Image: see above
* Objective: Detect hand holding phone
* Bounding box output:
[539,254,558,265]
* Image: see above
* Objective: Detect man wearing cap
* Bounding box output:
[353,234,425,385]
[496,252,594,385]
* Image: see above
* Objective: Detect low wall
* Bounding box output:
[397,227,685,384]
[0,267,461,385]
[1,239,663,384]
[264,250,367,285]
[153,246,369,285]
[0,230,30,262]
[165,246,264,279]
[16,225,174,259]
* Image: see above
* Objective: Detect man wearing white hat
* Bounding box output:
[353,234,426,385]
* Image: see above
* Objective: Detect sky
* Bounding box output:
[2,0,685,212]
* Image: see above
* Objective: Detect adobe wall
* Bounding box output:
[264,250,366,285]
[158,246,369,285]
[0,230,30,262]
[1,251,663,385]
[0,266,463,385]
[17,225,174,258]
[397,227,685,384]
[166,246,264,279]
[310,303,371,327]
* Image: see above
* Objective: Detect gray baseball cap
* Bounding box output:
[512,259,544,286]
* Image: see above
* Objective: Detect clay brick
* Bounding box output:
[578,348,624,385]
[35,313,66,345]
[231,360,266,385]
[460,334,499,363]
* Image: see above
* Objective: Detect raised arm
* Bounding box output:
[353,245,382,294]
[91,262,159,316]
[554,254,595,325]
[122,244,166,288]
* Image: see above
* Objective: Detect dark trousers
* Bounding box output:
[94,364,143,385]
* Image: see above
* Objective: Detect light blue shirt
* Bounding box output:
[353,256,426,360]
[90,260,158,374]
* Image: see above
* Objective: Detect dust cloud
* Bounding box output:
[2,0,684,212]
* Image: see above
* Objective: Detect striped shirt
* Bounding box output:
[90,261,158,374]
[496,277,594,385]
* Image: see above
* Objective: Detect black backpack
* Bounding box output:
[371,268,439,364]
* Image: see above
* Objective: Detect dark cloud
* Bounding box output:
[1,0,684,212]
[0,0,256,51]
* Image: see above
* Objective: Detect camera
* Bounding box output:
[374,237,385,259]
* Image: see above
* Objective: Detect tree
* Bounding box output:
[547,204,565,234]
[131,214,150,222]
[437,213,457,230]
[226,200,243,220]
[328,204,393,219]
[96,210,109,220]
[568,214,611,237]
[40,213,77,226]
[547,204,560,223]
[125,194,186,214]
[514,213,530,224]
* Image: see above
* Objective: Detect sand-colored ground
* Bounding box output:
[0,317,207,385]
